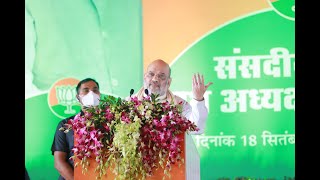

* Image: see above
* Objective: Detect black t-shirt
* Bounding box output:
[51,111,83,180]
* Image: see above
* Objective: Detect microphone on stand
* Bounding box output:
[130,89,134,97]
[144,89,149,96]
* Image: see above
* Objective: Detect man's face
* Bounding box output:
[143,62,171,96]
[78,81,100,99]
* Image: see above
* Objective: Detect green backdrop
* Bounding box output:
[25,3,294,180]
[170,9,295,179]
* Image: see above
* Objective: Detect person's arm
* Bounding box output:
[54,151,74,180]
[181,73,213,135]
[51,120,74,180]
[180,99,208,135]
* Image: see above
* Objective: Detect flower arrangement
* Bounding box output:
[60,93,198,180]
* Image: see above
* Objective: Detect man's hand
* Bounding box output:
[192,73,213,101]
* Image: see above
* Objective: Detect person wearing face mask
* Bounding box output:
[51,78,100,180]
[135,59,213,135]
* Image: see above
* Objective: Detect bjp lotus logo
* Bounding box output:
[268,0,295,21]
[48,77,81,119]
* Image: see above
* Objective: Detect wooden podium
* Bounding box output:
[74,133,200,180]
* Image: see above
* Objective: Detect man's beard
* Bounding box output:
[144,82,166,96]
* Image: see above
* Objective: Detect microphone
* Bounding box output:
[144,89,149,96]
[130,89,134,97]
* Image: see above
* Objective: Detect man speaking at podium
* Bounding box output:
[135,59,213,134]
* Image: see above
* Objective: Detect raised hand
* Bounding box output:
[192,73,213,101]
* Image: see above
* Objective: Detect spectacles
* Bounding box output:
[147,72,168,81]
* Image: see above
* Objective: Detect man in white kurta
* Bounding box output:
[136,59,213,135]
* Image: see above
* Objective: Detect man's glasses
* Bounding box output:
[147,72,167,81]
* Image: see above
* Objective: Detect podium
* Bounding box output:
[74,133,200,180]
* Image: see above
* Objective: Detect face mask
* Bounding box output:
[80,91,100,107]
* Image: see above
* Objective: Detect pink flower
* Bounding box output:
[79,127,88,135]
[60,93,198,179]
[104,108,114,121]
[101,122,110,132]
[121,112,131,123]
